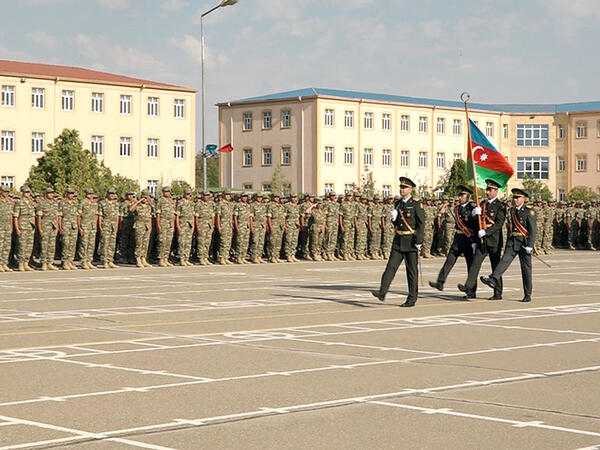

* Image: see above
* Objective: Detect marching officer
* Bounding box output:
[371,177,424,307]
[429,185,477,294]
[459,179,506,300]
[481,188,536,302]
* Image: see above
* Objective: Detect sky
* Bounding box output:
[1,0,599,149]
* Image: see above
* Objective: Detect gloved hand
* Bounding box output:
[471,243,477,254]
[478,229,486,238]
[472,206,482,216]
[390,209,398,221]
[415,244,422,252]
[524,246,533,254]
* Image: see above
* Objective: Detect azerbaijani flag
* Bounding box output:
[467,119,514,189]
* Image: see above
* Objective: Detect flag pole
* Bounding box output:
[460,92,485,236]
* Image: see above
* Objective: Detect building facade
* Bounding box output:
[218,88,600,200]
[0,60,196,193]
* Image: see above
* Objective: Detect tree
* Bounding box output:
[26,128,138,198]
[568,186,600,202]
[170,180,193,196]
[439,159,468,197]
[521,176,553,201]
[195,154,219,190]
[270,165,291,195]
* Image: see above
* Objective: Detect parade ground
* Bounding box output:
[0,251,599,449]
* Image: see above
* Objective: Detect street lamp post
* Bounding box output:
[201,0,238,191]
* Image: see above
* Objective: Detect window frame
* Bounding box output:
[324,109,334,127]
[485,121,494,138]
[243,112,253,131]
[436,117,445,135]
[281,146,291,166]
[0,175,15,188]
[147,96,159,117]
[262,110,272,130]
[557,156,566,172]
[400,115,409,132]
[61,90,74,111]
[1,130,15,152]
[174,140,185,159]
[436,152,445,169]
[344,110,354,128]
[242,148,253,167]
[324,146,334,165]
[344,147,354,165]
[363,148,373,166]
[262,147,272,167]
[1,85,15,107]
[174,99,185,118]
[91,92,104,113]
[418,151,427,168]
[31,87,45,109]
[400,150,409,168]
[364,112,373,130]
[120,95,132,115]
[453,119,462,136]
[91,135,104,157]
[147,138,159,159]
[31,132,45,154]
[382,113,391,131]
[281,109,291,128]
[576,154,587,172]
[516,124,549,147]
[418,116,428,134]
[382,149,391,167]
[119,137,132,157]
[516,156,550,179]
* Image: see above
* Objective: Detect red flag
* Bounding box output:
[218,143,233,153]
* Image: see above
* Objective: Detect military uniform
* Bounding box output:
[482,188,537,302]
[367,197,383,259]
[339,195,356,260]
[422,202,436,258]
[283,196,300,262]
[195,194,215,265]
[36,189,61,270]
[373,177,424,307]
[308,199,326,260]
[79,190,98,269]
[98,190,120,268]
[249,195,268,263]
[266,195,286,263]
[155,188,176,267]
[0,186,13,271]
[233,194,253,264]
[132,192,153,267]
[323,194,340,261]
[13,188,36,271]
[176,191,196,265]
[381,198,395,258]
[543,202,556,254]
[59,190,80,269]
[119,194,136,263]
[354,196,369,260]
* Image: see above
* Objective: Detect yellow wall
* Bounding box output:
[0,75,195,190]
[569,112,600,195]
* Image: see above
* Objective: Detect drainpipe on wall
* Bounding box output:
[53,77,58,139]
[357,100,362,186]
[430,106,435,192]
[566,112,571,192]
[299,96,305,192]
[139,85,144,185]
[230,104,234,188]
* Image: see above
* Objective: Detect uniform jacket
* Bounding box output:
[391,197,424,252]
[507,204,537,251]
[479,198,506,251]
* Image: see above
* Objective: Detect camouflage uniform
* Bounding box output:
[298,199,312,259]
[36,191,61,269]
[119,195,136,263]
[176,192,196,264]
[98,192,120,267]
[13,190,36,270]
[266,197,286,262]
[79,192,98,268]
[0,187,13,271]
[582,204,595,250]
[249,195,268,263]
[422,202,436,258]
[308,200,326,260]
[283,197,300,262]
[216,194,235,264]
[323,195,340,260]
[382,198,395,257]
[195,195,215,264]
[339,196,356,260]
[532,202,545,253]
[543,203,556,254]
[59,192,80,269]
[439,202,455,256]
[355,197,369,260]
[155,190,176,266]
[132,193,153,266]
[233,195,253,263]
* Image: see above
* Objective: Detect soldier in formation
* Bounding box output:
[0,182,598,271]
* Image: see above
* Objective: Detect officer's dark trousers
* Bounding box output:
[436,235,474,286]
[465,244,502,296]
[491,240,532,298]
[379,250,418,304]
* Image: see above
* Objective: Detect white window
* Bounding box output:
[516,124,549,146]
[281,110,291,128]
[324,146,334,164]
[262,183,272,192]
[516,156,549,179]
[324,109,334,127]
[364,148,372,166]
[382,185,391,197]
[453,119,462,136]
[503,123,509,139]
[400,150,409,167]
[437,118,445,134]
[382,113,391,131]
[453,153,461,161]
[262,111,272,129]
[281,146,291,165]
[576,122,587,139]
[558,156,566,172]
[61,90,74,111]
[91,135,104,156]
[344,184,353,194]
[436,152,445,169]
[486,122,494,137]
[1,131,15,152]
[419,151,427,168]
[1,85,15,107]
[400,115,409,132]
[147,180,158,196]
[31,132,45,154]
[243,183,253,190]
[382,149,391,167]
[419,116,427,133]
[1,175,14,188]
[148,97,159,117]
[174,140,185,159]
[262,147,272,166]
[32,88,44,109]
[364,112,373,130]
[174,99,185,118]
[147,138,159,158]
[344,110,354,128]
[344,147,354,165]
[576,154,587,172]
[324,183,334,194]
[243,148,253,167]
[120,95,132,115]
[558,189,566,202]
[243,112,252,131]
[91,92,104,113]
[120,137,131,157]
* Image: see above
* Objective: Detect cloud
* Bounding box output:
[169,34,229,69]
[26,31,58,49]
[97,0,131,10]
[22,0,65,4]
[161,0,189,12]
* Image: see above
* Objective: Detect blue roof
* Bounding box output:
[223,87,600,114]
